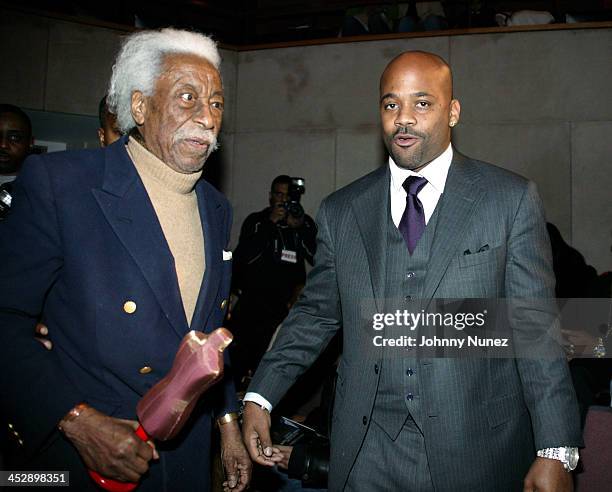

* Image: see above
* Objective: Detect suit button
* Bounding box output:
[139,366,152,375]
[220,299,228,310]
[406,393,414,401]
[406,272,415,278]
[406,368,414,376]
[362,416,367,425]
[123,301,137,314]
[374,364,379,374]
[7,423,13,430]
[17,439,24,446]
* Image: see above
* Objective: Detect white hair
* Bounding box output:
[107,28,221,133]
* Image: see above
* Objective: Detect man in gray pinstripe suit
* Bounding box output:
[241,51,582,491]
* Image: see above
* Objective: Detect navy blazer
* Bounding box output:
[0,136,237,491]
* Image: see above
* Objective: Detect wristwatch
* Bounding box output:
[537,447,579,471]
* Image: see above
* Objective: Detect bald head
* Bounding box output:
[381,51,453,100]
[379,50,460,171]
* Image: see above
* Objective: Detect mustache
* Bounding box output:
[175,129,219,152]
[393,127,426,139]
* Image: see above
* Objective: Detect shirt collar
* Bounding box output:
[389,143,453,194]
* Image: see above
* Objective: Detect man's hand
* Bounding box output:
[276,445,293,470]
[523,457,573,492]
[269,203,287,224]
[35,323,52,350]
[241,401,283,467]
[219,420,251,491]
[60,405,158,483]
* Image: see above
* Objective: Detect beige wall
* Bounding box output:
[229,30,612,272]
[2,7,610,271]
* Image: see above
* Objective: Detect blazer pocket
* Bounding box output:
[458,245,503,268]
[486,392,528,429]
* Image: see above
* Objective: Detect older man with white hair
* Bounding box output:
[0,28,250,491]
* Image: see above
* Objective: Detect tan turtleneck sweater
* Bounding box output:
[127,136,205,326]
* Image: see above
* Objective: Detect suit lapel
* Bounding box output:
[350,166,390,313]
[190,181,225,333]
[422,152,485,301]
[92,137,189,338]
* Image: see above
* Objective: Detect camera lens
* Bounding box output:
[287,201,304,218]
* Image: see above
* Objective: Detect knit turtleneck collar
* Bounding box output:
[127,136,202,195]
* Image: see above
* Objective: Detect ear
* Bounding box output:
[131,91,147,126]
[449,99,461,128]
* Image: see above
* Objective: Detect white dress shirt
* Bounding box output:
[389,143,453,227]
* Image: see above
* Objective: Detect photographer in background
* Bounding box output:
[230,175,317,388]
[0,104,32,220]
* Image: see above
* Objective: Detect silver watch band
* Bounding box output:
[537,447,579,471]
[537,448,563,460]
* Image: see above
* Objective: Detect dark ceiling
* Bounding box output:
[4,1,611,46]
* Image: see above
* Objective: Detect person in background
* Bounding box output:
[229,175,316,388]
[0,103,33,470]
[548,223,612,425]
[97,95,122,147]
[0,104,32,185]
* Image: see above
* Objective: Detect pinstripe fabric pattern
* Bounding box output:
[249,152,582,491]
[371,205,441,441]
[345,418,434,492]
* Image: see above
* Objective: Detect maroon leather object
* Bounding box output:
[136,327,233,440]
[88,328,233,491]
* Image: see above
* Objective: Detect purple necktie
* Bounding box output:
[398,176,428,254]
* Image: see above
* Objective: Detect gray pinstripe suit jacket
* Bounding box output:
[249,152,582,491]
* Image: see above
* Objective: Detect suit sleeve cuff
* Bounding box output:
[243,392,273,412]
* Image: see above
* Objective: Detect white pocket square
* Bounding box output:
[222,250,233,261]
